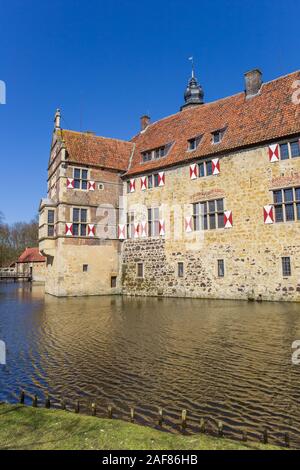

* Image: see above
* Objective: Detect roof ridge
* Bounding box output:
[62,129,131,145]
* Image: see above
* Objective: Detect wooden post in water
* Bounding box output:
[158,408,163,427]
[284,433,290,448]
[61,399,66,411]
[181,409,187,431]
[242,431,247,442]
[108,405,113,419]
[75,400,80,413]
[262,428,268,444]
[32,394,38,408]
[130,407,135,423]
[199,418,206,433]
[218,421,223,437]
[19,390,25,405]
[45,395,51,409]
[91,403,96,416]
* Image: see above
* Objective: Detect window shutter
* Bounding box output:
[159,219,165,236]
[88,224,96,237]
[118,224,126,240]
[224,210,233,228]
[65,223,73,236]
[263,205,274,224]
[268,144,279,162]
[212,158,220,175]
[189,163,198,180]
[67,178,74,189]
[140,221,147,237]
[134,223,140,238]
[185,216,193,233]
[158,171,165,187]
[88,181,95,191]
[129,179,135,192]
[140,176,147,191]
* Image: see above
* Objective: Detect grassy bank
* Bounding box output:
[0,404,280,450]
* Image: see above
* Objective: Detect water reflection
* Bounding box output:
[1,283,300,447]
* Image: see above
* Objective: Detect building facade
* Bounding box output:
[16,247,46,282]
[39,68,300,301]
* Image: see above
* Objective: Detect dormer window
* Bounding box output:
[142,143,173,163]
[188,136,202,151]
[212,128,226,144]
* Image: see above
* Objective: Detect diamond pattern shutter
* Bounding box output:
[118,224,126,240]
[65,223,73,236]
[158,172,165,187]
[212,158,220,175]
[189,164,198,180]
[140,221,147,237]
[134,223,140,238]
[140,176,147,191]
[263,205,274,224]
[159,219,165,236]
[269,144,279,162]
[88,224,96,237]
[67,178,74,189]
[185,216,193,233]
[129,179,135,193]
[88,181,95,191]
[224,210,233,228]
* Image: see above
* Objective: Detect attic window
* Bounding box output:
[188,136,202,151]
[142,143,172,163]
[212,129,226,144]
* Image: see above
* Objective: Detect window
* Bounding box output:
[47,210,55,237]
[83,264,88,272]
[279,139,300,160]
[126,212,135,239]
[178,262,184,278]
[188,136,202,151]
[72,208,87,236]
[282,257,291,277]
[141,143,172,163]
[148,207,160,237]
[73,168,88,190]
[212,129,226,144]
[137,262,144,278]
[273,187,300,223]
[111,276,117,288]
[198,159,213,177]
[217,259,225,277]
[127,181,131,193]
[193,199,225,231]
[98,183,104,190]
[148,174,153,189]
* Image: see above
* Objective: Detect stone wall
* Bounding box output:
[122,142,300,301]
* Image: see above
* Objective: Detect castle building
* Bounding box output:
[39,68,300,301]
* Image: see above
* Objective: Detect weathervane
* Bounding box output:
[188,56,195,78]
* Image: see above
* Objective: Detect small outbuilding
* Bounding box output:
[16,247,46,282]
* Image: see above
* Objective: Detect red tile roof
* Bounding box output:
[60,130,134,172]
[17,247,45,263]
[126,70,300,176]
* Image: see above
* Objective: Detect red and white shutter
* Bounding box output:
[159,219,165,236]
[88,181,95,191]
[140,221,147,237]
[212,158,220,175]
[189,163,198,180]
[224,210,233,229]
[185,216,193,233]
[129,178,135,193]
[140,176,147,191]
[65,223,73,236]
[158,171,165,187]
[134,223,140,238]
[88,224,96,237]
[263,205,274,224]
[118,224,126,240]
[67,178,74,189]
[268,144,279,162]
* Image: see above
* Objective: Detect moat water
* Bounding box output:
[1,283,300,448]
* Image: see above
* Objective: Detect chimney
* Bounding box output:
[140,115,150,131]
[244,69,263,97]
[54,108,61,129]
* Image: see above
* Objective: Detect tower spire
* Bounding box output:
[180,58,204,111]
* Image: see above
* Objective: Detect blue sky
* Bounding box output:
[0,0,299,224]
